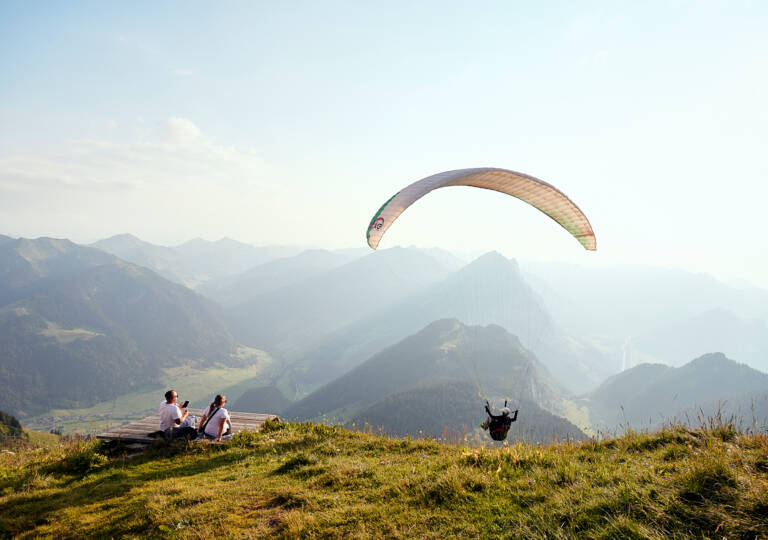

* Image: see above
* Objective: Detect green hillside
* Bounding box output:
[0,241,242,417]
[1,421,767,538]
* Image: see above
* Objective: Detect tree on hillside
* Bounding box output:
[0,410,27,443]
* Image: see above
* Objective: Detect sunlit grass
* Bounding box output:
[1,419,767,538]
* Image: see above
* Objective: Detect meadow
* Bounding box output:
[2,418,767,539]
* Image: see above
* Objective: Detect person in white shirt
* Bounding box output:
[158,389,197,440]
[198,394,232,442]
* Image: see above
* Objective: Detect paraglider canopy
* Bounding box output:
[366,167,596,251]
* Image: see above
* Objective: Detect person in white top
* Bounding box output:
[198,394,231,442]
[158,389,197,440]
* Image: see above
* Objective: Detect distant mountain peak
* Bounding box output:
[423,317,462,331]
[177,237,208,248]
[214,237,251,247]
[15,237,86,263]
[685,352,732,369]
[93,233,150,249]
[465,251,519,273]
[103,233,142,241]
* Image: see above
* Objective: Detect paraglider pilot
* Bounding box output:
[482,399,518,441]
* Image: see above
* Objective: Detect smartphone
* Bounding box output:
[181,400,189,408]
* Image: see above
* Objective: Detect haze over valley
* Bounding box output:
[2,233,766,441]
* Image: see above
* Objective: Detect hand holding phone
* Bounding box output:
[181,400,189,408]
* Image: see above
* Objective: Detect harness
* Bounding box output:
[488,415,513,441]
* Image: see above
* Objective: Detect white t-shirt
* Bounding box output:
[203,407,231,437]
[159,401,182,431]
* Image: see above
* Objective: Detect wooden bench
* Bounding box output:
[96,409,279,444]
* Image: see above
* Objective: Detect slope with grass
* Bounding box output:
[1,421,767,538]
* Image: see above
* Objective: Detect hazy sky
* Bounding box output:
[1,1,767,287]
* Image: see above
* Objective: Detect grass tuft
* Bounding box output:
[272,452,318,475]
[678,459,737,503]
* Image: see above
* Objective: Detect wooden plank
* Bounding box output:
[97,410,279,442]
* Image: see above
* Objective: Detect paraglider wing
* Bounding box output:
[366,167,596,251]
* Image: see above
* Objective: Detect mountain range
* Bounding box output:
[197,249,361,307]
[583,352,768,430]
[522,261,768,372]
[226,247,455,360]
[91,234,301,287]
[3,233,768,437]
[287,252,610,395]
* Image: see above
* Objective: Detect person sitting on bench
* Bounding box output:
[198,394,232,442]
[158,389,198,440]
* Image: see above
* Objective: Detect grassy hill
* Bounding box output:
[1,421,767,538]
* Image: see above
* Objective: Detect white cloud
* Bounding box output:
[160,117,202,145]
[0,118,263,192]
[0,118,285,244]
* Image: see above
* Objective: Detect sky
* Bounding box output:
[1,1,767,288]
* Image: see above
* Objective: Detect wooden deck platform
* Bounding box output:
[96,409,279,444]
